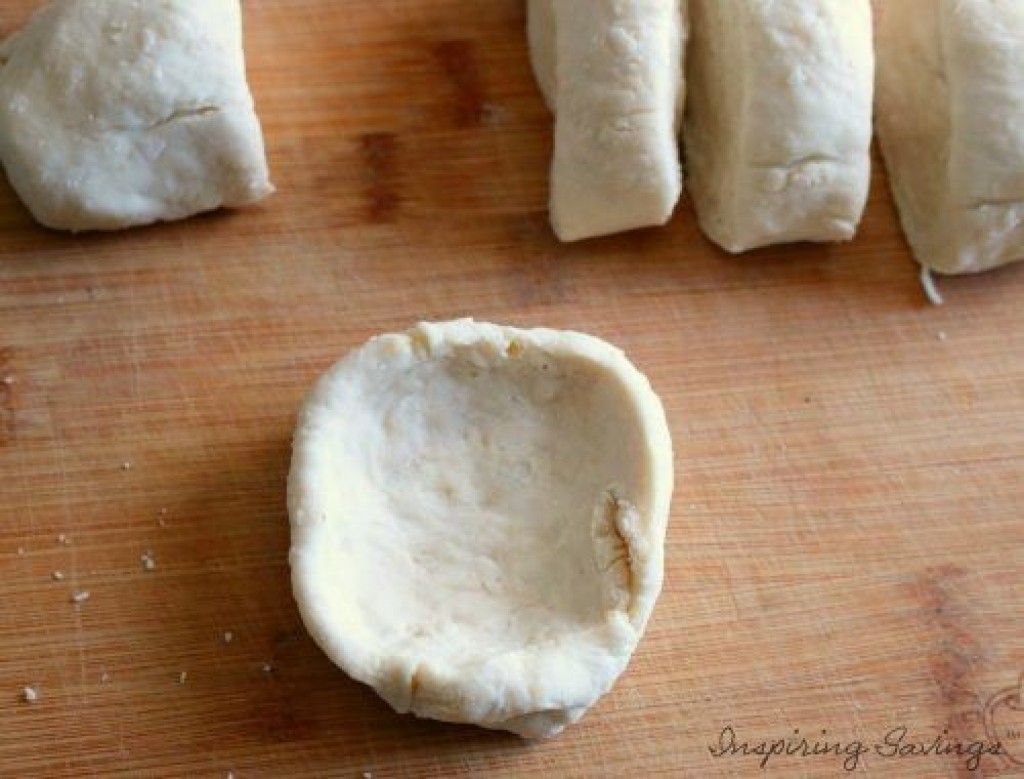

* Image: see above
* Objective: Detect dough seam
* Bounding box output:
[98,104,223,135]
[938,0,966,263]
[592,489,638,614]
[751,155,840,171]
[730,0,752,244]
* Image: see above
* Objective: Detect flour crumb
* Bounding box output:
[51,571,65,582]
[363,772,374,779]
[480,102,508,127]
[121,461,132,471]
[1,375,14,387]
[100,672,110,684]
[261,663,273,674]
[58,534,70,545]
[936,331,948,342]
[71,590,90,604]
[223,631,234,644]
[140,552,156,572]
[21,686,39,703]
[178,671,188,685]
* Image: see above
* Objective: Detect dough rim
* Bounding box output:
[288,320,674,737]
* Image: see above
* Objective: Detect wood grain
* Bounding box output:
[1,2,1022,777]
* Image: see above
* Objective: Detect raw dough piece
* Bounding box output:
[0,0,273,232]
[545,0,686,242]
[685,0,873,253]
[289,320,674,738]
[875,0,1024,275]
[527,0,556,111]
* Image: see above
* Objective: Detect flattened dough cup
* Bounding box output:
[289,320,674,737]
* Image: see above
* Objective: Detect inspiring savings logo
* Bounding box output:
[986,673,1024,770]
[705,672,1024,774]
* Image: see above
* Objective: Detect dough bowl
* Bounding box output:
[288,320,673,737]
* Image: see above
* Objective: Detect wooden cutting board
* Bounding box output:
[1,2,1022,777]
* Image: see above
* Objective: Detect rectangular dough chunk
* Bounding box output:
[685,0,874,253]
[0,0,272,232]
[876,0,1024,274]
[548,0,685,242]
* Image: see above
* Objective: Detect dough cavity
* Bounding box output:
[288,320,674,738]
[0,0,273,231]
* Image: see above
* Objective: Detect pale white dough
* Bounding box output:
[288,320,674,738]
[875,0,1024,275]
[527,0,556,111]
[0,0,273,232]
[685,0,874,253]
[546,0,686,242]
